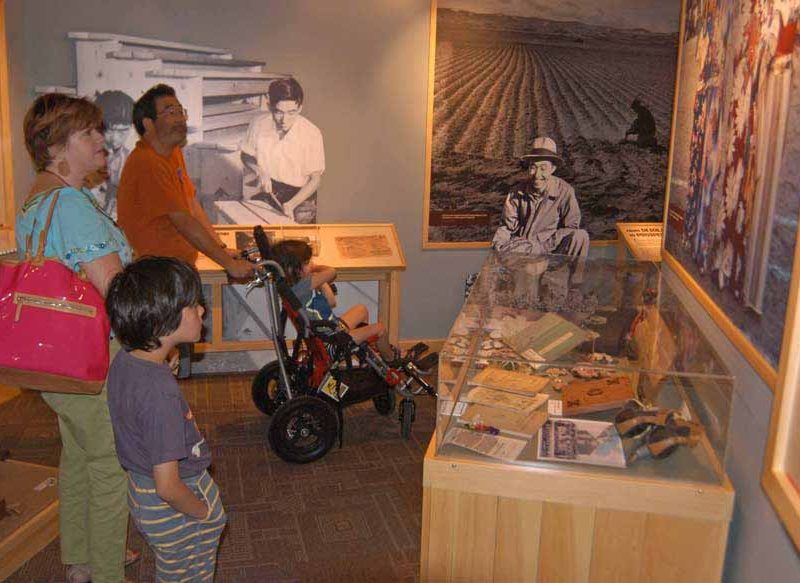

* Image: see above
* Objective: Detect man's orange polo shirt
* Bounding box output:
[117,140,199,264]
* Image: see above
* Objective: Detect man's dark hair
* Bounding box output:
[106,256,204,351]
[268,78,304,108]
[95,90,135,127]
[132,84,176,136]
[271,240,312,286]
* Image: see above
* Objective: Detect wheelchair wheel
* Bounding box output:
[372,390,396,416]
[251,361,290,416]
[268,396,339,463]
[399,398,416,439]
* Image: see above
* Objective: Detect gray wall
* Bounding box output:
[4,0,486,341]
[5,1,800,579]
[664,267,800,582]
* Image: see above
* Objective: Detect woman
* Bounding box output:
[16,94,136,583]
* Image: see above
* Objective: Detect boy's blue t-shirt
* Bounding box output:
[107,349,211,478]
[292,276,335,321]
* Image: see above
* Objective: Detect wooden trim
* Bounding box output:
[761,208,800,551]
[421,0,437,249]
[194,339,273,353]
[0,0,15,230]
[423,435,734,522]
[662,0,687,238]
[663,250,777,389]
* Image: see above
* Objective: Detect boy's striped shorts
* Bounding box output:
[127,470,227,582]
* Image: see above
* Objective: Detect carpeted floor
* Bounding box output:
[0,373,436,583]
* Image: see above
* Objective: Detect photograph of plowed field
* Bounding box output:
[426,7,680,244]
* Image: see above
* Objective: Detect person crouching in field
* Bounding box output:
[105,257,226,582]
[492,136,589,258]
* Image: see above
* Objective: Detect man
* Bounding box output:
[625,98,657,149]
[241,78,324,223]
[117,84,253,279]
[93,90,135,217]
[492,136,589,257]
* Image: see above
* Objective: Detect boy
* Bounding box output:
[105,257,226,582]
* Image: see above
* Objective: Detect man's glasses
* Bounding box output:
[157,105,188,119]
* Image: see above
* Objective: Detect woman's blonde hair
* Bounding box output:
[23,93,103,171]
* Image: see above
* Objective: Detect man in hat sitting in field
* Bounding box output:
[492,136,589,257]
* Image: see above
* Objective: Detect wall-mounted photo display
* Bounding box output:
[423,0,682,249]
[663,0,800,386]
[34,32,327,368]
[36,32,325,227]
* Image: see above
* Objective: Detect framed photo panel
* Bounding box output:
[663,0,800,387]
[0,0,13,230]
[423,0,681,248]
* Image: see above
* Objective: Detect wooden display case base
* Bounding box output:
[0,460,59,581]
[420,436,733,583]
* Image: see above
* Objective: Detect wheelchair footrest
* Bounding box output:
[405,342,429,361]
[413,352,439,372]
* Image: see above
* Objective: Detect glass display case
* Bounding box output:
[435,251,733,486]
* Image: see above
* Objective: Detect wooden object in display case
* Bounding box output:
[0,460,59,581]
[420,434,734,583]
[562,376,634,416]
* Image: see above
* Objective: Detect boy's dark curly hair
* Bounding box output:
[106,256,204,351]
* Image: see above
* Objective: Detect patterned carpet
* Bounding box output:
[0,373,436,583]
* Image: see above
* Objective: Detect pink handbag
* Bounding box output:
[0,190,110,394]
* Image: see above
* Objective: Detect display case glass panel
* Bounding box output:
[436,252,733,486]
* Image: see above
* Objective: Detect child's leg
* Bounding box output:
[348,321,396,361]
[339,303,369,330]
[340,304,396,361]
[128,470,226,583]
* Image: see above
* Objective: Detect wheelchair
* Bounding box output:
[244,226,437,464]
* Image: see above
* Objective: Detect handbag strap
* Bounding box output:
[24,187,62,262]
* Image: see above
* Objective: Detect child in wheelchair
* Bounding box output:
[271,239,409,368]
[244,232,437,461]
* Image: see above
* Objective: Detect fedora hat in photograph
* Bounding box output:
[521,136,562,166]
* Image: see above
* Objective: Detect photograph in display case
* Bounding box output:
[423,0,682,247]
[538,418,626,468]
[664,0,800,384]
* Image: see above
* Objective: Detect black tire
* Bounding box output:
[268,396,339,463]
[373,390,396,415]
[399,399,416,439]
[251,361,290,416]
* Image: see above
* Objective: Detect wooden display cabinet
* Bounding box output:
[420,253,735,582]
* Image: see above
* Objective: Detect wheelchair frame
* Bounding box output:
[246,226,436,463]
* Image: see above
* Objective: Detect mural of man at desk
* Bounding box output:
[34,31,326,369]
[240,78,325,224]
